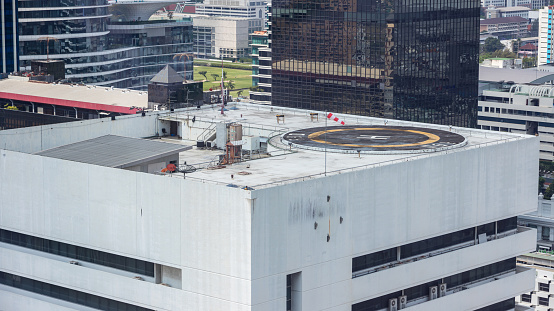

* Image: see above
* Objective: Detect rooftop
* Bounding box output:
[480,16,528,24]
[490,6,530,12]
[2,103,530,189]
[155,104,525,189]
[150,65,184,84]
[0,77,148,114]
[36,135,191,168]
[479,66,554,84]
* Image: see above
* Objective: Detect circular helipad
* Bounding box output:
[282,126,466,154]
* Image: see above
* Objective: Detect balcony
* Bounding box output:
[352,227,536,303]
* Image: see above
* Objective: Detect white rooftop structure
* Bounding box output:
[0,103,539,311]
[0,77,148,110]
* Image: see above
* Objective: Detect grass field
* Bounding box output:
[193,65,252,97]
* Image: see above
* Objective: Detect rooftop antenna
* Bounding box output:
[220,56,225,115]
[37,36,59,62]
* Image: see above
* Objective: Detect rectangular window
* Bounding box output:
[540,282,550,292]
[0,228,154,276]
[0,271,153,311]
[539,296,549,306]
[521,293,532,303]
[286,274,291,311]
[353,258,516,311]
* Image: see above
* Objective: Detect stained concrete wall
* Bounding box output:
[249,136,538,310]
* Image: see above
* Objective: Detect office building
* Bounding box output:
[486,6,530,19]
[482,0,548,9]
[271,0,480,127]
[250,30,271,104]
[195,0,265,47]
[515,196,554,310]
[537,6,554,66]
[480,17,529,39]
[1,0,18,74]
[478,82,554,161]
[192,16,250,59]
[18,0,194,90]
[517,252,554,310]
[0,102,538,310]
[0,75,148,118]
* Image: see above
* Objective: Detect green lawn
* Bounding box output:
[193,65,252,97]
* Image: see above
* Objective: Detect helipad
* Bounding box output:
[282,125,467,154]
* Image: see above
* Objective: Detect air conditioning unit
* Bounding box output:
[439,283,447,297]
[398,295,407,309]
[429,286,438,300]
[388,298,398,311]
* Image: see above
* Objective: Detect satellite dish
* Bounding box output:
[178,163,196,174]
[166,163,176,172]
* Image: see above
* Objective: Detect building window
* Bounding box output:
[539,296,549,306]
[543,227,551,241]
[0,271,154,311]
[540,282,550,292]
[0,228,154,276]
[286,274,291,311]
[521,294,532,303]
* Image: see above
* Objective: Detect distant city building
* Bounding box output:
[192,16,250,59]
[195,0,265,21]
[519,43,538,58]
[249,3,271,104]
[481,58,523,69]
[516,195,554,309]
[272,0,480,127]
[0,75,147,119]
[1,0,18,74]
[486,6,530,19]
[478,81,554,161]
[195,0,265,48]
[18,0,194,90]
[482,0,548,9]
[538,6,554,66]
[480,16,529,39]
[250,31,271,104]
[517,252,554,309]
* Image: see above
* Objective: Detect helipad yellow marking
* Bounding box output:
[307,128,440,148]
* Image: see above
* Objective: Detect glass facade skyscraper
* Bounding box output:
[1,0,19,73]
[17,0,193,90]
[271,0,480,127]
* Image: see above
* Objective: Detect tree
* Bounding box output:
[211,73,220,81]
[490,49,517,58]
[545,182,554,200]
[222,71,228,81]
[483,37,505,53]
[540,176,546,195]
[227,80,235,91]
[198,70,208,80]
[237,90,243,97]
[523,57,537,69]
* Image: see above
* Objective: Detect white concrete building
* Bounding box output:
[538,6,554,66]
[487,6,531,19]
[478,84,554,161]
[0,103,538,310]
[517,253,554,310]
[193,16,250,59]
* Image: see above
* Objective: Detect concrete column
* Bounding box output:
[538,226,543,241]
[550,227,554,242]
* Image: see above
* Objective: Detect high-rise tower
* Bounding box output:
[271,0,480,127]
[1,0,18,73]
